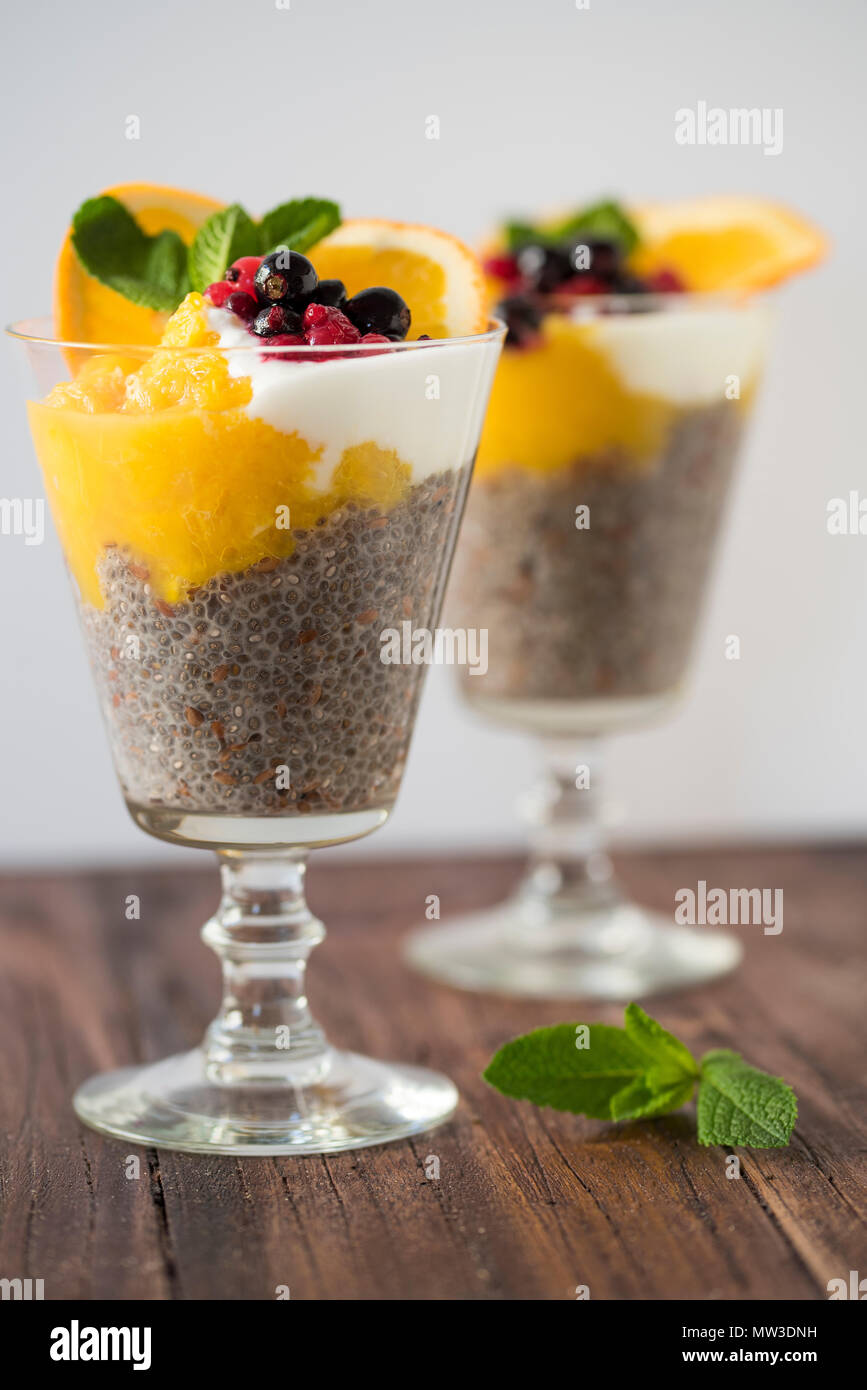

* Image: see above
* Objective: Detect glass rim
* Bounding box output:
[5,315,507,355]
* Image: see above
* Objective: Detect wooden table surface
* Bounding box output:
[1,845,865,1302]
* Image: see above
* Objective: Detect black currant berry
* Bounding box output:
[311,278,347,309]
[608,271,647,295]
[251,303,304,338]
[344,286,411,340]
[225,291,258,322]
[516,243,573,292]
[497,295,542,347]
[568,235,622,281]
[254,250,318,305]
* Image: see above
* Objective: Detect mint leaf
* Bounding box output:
[503,220,539,252]
[502,202,641,255]
[260,198,341,255]
[186,199,339,290]
[188,204,260,293]
[624,1003,699,1079]
[551,199,641,253]
[697,1050,797,1148]
[483,1023,649,1119]
[71,196,190,313]
[484,1008,798,1150]
[69,192,342,313]
[610,1074,697,1121]
[145,233,191,301]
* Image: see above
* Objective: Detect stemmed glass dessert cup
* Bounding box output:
[406,291,771,999]
[10,315,504,1154]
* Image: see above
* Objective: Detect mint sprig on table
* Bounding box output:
[71,195,341,313]
[484,1004,798,1148]
[504,198,641,254]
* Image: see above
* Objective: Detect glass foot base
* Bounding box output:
[405,903,743,1000]
[73,1048,458,1156]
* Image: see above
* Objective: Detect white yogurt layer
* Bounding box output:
[206,307,501,491]
[574,301,771,405]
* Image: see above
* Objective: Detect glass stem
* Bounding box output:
[201,850,331,1087]
[518,737,621,928]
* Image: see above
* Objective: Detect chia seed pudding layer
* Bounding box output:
[79,467,467,818]
[450,402,746,704]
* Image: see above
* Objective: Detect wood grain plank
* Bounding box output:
[0,846,864,1300]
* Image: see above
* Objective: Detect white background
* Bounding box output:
[1,0,863,866]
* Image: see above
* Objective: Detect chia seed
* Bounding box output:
[79,469,466,817]
[449,404,746,703]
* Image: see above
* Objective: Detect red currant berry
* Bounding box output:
[226,291,258,322]
[303,302,330,328]
[304,305,361,346]
[647,267,685,293]
[483,254,520,282]
[559,274,609,296]
[227,256,263,299]
[204,281,233,307]
[358,332,392,358]
[262,332,307,361]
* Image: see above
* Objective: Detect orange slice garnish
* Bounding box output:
[630,195,828,293]
[311,218,488,338]
[54,183,224,345]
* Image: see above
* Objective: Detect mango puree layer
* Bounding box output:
[475,314,749,478]
[28,296,411,608]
